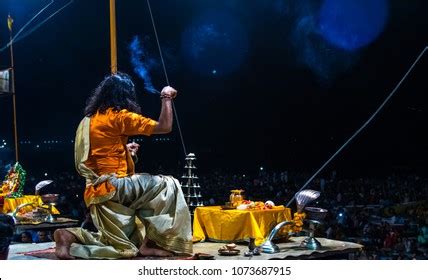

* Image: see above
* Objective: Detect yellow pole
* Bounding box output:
[109,0,118,74]
[9,28,19,162]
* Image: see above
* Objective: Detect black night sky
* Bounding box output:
[0,0,427,176]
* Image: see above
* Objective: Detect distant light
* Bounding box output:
[338,213,343,217]
[260,167,264,171]
[44,173,48,176]
[243,175,246,178]
[212,69,217,74]
[36,145,40,148]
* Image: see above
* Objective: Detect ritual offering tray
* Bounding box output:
[236,200,276,210]
[11,193,60,224]
[218,249,240,256]
[13,207,50,224]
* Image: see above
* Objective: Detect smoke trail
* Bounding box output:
[128,36,159,94]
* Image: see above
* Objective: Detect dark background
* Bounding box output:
[0,0,427,177]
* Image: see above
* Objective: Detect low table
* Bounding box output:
[193,206,292,246]
[14,217,79,234]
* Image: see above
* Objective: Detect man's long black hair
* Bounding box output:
[84,72,142,116]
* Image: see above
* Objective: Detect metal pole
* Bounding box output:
[109,0,117,74]
[9,30,19,162]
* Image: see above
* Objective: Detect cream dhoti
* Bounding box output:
[66,174,192,259]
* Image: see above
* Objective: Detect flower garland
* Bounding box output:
[292,212,306,232]
[0,162,26,198]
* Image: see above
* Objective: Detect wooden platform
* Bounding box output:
[7,237,363,260]
[14,218,79,233]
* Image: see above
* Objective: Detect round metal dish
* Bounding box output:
[41,194,59,204]
[304,207,328,221]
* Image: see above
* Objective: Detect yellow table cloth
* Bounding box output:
[1,195,60,214]
[193,206,292,246]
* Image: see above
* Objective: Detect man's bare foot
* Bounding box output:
[54,229,77,260]
[139,237,174,257]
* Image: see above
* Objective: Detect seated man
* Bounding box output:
[54,73,192,259]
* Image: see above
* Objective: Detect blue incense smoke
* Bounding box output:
[129,36,158,94]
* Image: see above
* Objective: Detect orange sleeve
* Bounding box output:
[116,109,157,136]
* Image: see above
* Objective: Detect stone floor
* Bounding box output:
[8,237,363,260]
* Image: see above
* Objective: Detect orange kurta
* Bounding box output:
[82,108,157,205]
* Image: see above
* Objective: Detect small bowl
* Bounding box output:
[41,194,59,204]
[305,207,328,221]
[226,243,236,250]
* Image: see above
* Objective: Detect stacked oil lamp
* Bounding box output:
[181,153,203,215]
